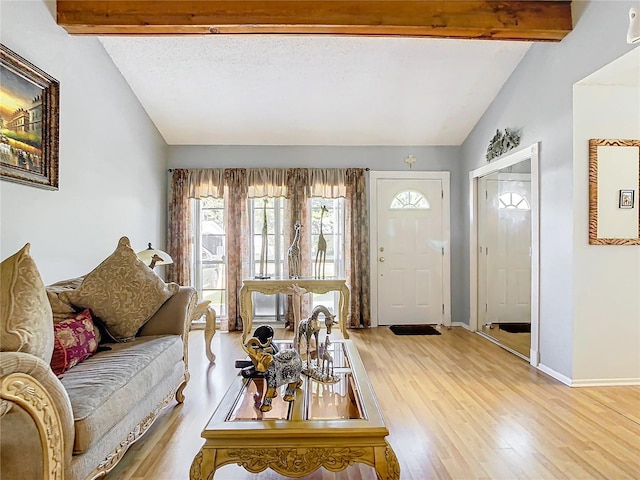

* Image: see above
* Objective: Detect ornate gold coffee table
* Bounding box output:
[189,339,399,479]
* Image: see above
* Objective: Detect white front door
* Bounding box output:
[370,172,450,326]
[479,176,531,325]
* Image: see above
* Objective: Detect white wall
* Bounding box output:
[168,144,459,171]
[573,76,640,384]
[460,0,638,381]
[0,0,168,284]
[168,144,469,323]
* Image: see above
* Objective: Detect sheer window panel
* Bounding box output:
[193,197,227,319]
[309,197,345,314]
[249,197,286,321]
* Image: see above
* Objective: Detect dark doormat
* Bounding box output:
[389,325,441,336]
[498,323,531,334]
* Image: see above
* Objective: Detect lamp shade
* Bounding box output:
[137,243,174,268]
[629,7,640,44]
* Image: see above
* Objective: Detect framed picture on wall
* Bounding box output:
[0,44,59,190]
[619,190,635,209]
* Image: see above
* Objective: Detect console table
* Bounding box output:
[189,339,399,479]
[239,277,350,341]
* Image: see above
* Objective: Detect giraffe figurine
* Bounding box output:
[287,221,302,279]
[314,205,328,278]
[257,199,269,278]
[320,335,334,378]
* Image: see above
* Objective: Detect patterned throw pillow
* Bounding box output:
[0,244,54,363]
[60,237,179,341]
[50,309,98,376]
[45,277,105,343]
[46,277,85,319]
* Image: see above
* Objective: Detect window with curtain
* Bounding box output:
[192,195,346,322]
[168,167,370,332]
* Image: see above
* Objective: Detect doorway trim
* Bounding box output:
[469,143,540,366]
[369,171,451,328]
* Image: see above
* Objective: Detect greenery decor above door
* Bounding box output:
[485,128,522,162]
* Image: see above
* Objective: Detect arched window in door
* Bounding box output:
[498,192,530,210]
[390,190,430,209]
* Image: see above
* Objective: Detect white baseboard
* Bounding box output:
[570,378,640,387]
[536,364,640,387]
[536,363,572,386]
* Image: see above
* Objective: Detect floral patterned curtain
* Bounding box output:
[166,169,191,286]
[284,168,312,327]
[225,169,249,331]
[345,168,371,327]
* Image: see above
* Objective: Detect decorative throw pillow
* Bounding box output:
[50,309,98,376]
[47,277,102,343]
[46,277,84,319]
[0,244,54,363]
[59,237,179,341]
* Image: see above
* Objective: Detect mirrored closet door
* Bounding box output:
[470,145,539,363]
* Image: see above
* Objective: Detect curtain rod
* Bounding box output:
[168,167,370,172]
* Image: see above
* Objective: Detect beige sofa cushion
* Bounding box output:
[60,237,179,341]
[59,335,183,454]
[0,244,54,363]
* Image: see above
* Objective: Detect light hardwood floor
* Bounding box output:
[105,326,640,480]
[479,324,531,358]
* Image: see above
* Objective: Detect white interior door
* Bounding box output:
[481,176,531,324]
[371,173,450,326]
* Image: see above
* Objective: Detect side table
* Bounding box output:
[192,300,216,363]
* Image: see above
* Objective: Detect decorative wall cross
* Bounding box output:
[405,155,416,169]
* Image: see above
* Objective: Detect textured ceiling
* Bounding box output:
[99,35,531,146]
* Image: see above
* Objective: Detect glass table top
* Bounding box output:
[225,340,365,423]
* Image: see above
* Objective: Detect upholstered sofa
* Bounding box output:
[0,237,197,480]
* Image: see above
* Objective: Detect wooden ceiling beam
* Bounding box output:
[56,1,573,41]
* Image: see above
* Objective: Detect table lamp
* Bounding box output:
[137,243,174,269]
[629,7,640,44]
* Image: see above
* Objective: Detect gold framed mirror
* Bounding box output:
[588,138,640,245]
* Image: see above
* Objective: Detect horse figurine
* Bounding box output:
[297,305,336,364]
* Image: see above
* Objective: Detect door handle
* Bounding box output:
[379,257,385,262]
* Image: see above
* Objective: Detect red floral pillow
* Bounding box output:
[50,309,98,376]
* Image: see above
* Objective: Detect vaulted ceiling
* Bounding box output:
[57,1,572,146]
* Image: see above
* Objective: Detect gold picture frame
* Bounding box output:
[588,139,640,245]
[0,44,59,190]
